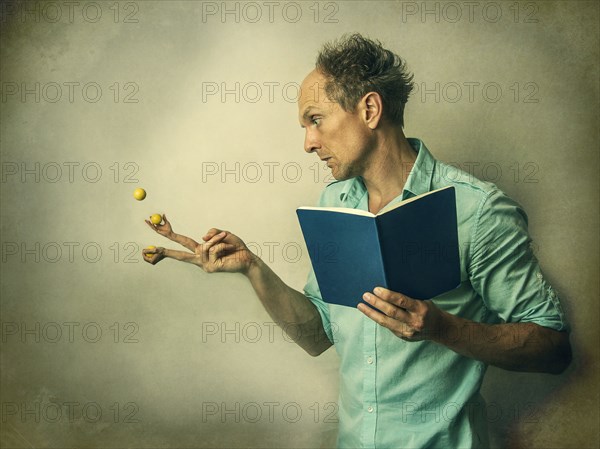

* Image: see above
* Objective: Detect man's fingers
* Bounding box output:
[372,287,417,311]
[357,302,399,330]
[158,248,197,263]
[203,228,224,241]
[198,232,228,261]
[363,292,409,321]
[357,303,413,338]
[145,219,166,232]
[203,231,227,247]
[161,213,172,226]
[142,246,164,265]
[208,242,235,264]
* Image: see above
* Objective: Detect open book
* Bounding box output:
[297,186,460,308]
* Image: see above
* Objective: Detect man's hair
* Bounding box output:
[315,33,414,128]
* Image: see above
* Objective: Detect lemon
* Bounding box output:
[150,214,162,225]
[144,245,156,258]
[133,188,146,201]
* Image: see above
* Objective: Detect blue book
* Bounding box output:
[296,186,460,308]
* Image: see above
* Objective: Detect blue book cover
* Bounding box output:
[296,186,460,308]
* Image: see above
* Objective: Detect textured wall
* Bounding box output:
[0,1,598,448]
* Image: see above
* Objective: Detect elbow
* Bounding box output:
[546,353,571,375]
[303,339,333,357]
[306,347,324,357]
[546,330,572,375]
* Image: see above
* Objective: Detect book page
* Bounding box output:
[297,186,454,217]
[376,186,454,216]
[296,206,375,217]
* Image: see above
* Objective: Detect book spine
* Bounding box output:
[374,218,389,289]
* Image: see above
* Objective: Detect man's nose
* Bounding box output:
[304,130,320,153]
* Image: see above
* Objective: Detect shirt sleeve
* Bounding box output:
[303,266,334,343]
[302,187,334,343]
[468,189,569,331]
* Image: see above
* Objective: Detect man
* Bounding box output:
[143,34,571,448]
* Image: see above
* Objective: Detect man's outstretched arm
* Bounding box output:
[142,217,332,356]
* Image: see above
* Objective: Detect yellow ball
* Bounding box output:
[133,188,146,201]
[144,245,156,258]
[150,214,162,225]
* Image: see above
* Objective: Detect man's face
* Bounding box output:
[298,70,375,181]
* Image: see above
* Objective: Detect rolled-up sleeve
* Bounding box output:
[303,266,334,343]
[469,189,568,331]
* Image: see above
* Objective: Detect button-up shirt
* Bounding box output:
[303,138,568,449]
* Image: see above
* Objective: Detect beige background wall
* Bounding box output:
[1,1,598,448]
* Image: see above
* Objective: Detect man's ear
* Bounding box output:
[361,92,383,129]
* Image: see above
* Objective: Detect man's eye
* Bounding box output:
[311,117,321,126]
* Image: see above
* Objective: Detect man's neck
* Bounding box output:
[361,131,417,214]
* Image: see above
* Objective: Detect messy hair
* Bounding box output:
[316,33,415,127]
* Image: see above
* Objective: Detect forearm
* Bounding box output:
[433,310,571,374]
[244,256,332,356]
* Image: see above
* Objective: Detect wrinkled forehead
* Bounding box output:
[298,70,330,111]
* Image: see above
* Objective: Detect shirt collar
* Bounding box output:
[402,137,436,198]
[338,137,436,206]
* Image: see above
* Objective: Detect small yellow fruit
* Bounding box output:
[144,245,156,258]
[133,188,146,201]
[150,214,162,225]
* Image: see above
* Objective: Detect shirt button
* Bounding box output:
[367,356,373,364]
[536,272,543,280]
[367,406,374,413]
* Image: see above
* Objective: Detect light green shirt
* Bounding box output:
[303,138,568,449]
